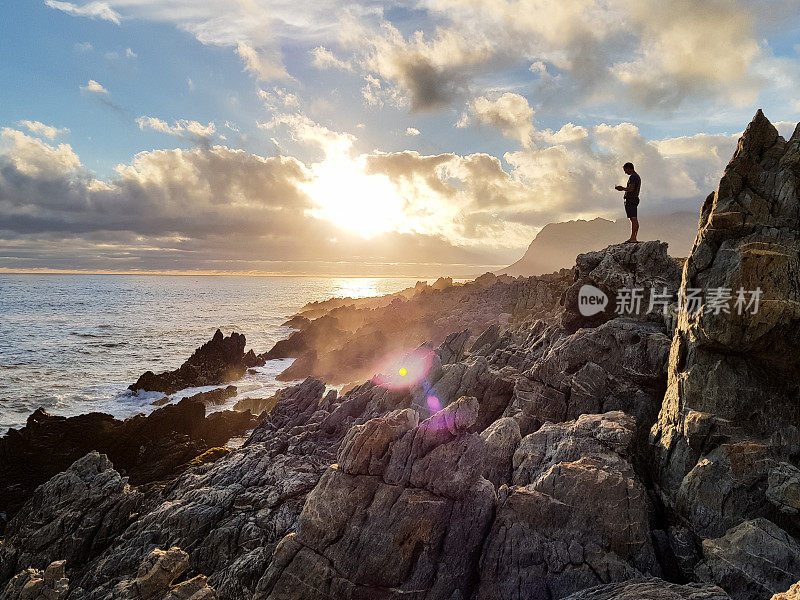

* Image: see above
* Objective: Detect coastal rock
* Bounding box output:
[112,547,216,600]
[256,396,495,600]
[232,393,280,416]
[0,452,143,582]
[503,317,671,439]
[480,417,521,487]
[263,271,572,385]
[0,561,69,600]
[67,378,423,599]
[561,578,730,600]
[767,463,800,516]
[651,111,800,547]
[0,397,257,521]
[130,329,255,394]
[475,411,660,599]
[561,240,682,332]
[695,518,800,600]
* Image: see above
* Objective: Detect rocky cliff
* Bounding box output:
[2,111,799,600]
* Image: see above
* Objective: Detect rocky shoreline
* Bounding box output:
[1,111,799,599]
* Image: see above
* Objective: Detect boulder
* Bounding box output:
[256,397,496,600]
[475,412,661,599]
[561,241,682,332]
[112,547,216,600]
[0,452,143,581]
[695,518,800,600]
[562,578,730,599]
[0,561,69,600]
[130,330,254,394]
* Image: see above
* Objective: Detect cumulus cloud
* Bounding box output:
[0,112,754,274]
[406,127,420,136]
[0,127,513,274]
[353,23,496,111]
[258,88,300,111]
[45,0,120,25]
[136,116,216,139]
[18,121,69,140]
[80,79,108,94]
[465,93,535,147]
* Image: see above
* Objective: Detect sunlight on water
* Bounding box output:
[0,275,434,433]
[331,278,381,299]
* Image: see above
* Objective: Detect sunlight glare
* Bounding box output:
[303,156,406,237]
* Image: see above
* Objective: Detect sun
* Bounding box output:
[303,156,406,237]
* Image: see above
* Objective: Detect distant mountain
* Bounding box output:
[497,211,700,276]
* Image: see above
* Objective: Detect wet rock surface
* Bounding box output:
[131,330,261,394]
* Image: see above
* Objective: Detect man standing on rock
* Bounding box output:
[615,162,641,243]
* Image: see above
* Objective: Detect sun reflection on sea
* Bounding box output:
[332,278,380,299]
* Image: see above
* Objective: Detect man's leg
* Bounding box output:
[629,217,639,242]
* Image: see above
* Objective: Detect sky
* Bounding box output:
[1,0,800,276]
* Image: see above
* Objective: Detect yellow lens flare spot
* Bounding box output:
[398,367,408,376]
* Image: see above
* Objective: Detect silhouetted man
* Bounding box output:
[615,162,640,243]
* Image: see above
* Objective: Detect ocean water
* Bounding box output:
[0,275,429,433]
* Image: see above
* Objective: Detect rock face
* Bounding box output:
[255,396,495,600]
[0,561,69,600]
[650,111,800,593]
[112,547,216,599]
[561,579,730,600]
[695,518,800,600]
[130,330,260,394]
[0,452,143,582]
[475,412,660,599]
[0,396,257,521]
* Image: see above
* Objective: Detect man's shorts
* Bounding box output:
[624,198,639,219]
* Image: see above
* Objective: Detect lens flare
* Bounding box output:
[373,348,434,390]
[426,395,441,412]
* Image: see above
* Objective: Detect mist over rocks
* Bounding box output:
[4,111,800,600]
[263,269,573,385]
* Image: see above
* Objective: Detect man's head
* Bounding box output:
[623,162,635,174]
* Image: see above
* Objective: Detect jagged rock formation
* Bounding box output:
[0,561,69,600]
[0,452,143,583]
[650,111,800,596]
[256,397,493,599]
[112,547,216,599]
[130,330,261,394]
[3,111,799,600]
[476,412,660,599]
[0,395,257,521]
